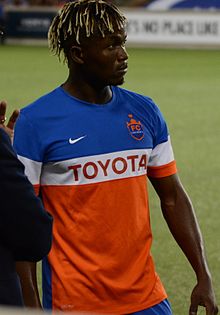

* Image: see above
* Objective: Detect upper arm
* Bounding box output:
[149,173,188,207]
[149,173,193,220]
[149,173,180,203]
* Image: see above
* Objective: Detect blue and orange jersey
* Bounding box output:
[14,86,177,314]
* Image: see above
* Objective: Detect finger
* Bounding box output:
[0,100,7,123]
[189,304,198,315]
[7,109,20,130]
[206,304,219,315]
[0,100,7,114]
[214,305,219,315]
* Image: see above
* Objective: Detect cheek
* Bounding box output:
[96,60,116,76]
[99,51,117,66]
[84,53,116,77]
[102,58,117,72]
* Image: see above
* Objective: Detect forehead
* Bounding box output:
[105,28,127,40]
[83,27,127,46]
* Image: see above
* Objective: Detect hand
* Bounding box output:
[0,100,19,142]
[189,278,219,315]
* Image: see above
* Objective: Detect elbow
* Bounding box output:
[160,195,178,216]
[21,216,53,262]
[31,237,52,262]
[31,218,53,261]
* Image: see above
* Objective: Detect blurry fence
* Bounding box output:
[3,5,220,48]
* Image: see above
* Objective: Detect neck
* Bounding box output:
[62,76,113,105]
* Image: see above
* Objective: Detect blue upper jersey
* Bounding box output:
[14,85,170,163]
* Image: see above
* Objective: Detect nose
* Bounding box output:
[118,45,128,61]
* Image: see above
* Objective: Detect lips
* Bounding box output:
[117,63,128,74]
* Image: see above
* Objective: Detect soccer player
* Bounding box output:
[0,100,53,306]
[13,1,218,314]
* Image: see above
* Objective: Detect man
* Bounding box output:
[0,100,53,306]
[13,1,218,314]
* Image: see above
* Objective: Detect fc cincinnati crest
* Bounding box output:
[127,114,144,141]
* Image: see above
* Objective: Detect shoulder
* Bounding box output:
[15,87,63,136]
[113,86,165,121]
[114,86,160,109]
[20,87,61,117]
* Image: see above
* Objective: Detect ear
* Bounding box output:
[69,46,84,64]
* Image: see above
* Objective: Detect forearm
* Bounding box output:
[150,174,218,314]
[16,261,42,308]
[161,183,210,281]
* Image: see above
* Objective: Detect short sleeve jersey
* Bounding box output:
[14,86,177,314]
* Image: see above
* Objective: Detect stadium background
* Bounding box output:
[0,0,220,314]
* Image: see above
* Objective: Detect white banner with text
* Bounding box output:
[124,10,220,47]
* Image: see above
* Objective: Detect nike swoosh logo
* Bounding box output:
[69,135,87,145]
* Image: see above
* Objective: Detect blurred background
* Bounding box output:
[1,0,220,47]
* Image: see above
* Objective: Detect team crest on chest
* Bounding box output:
[126,114,144,141]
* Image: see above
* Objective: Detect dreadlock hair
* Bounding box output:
[48,0,127,64]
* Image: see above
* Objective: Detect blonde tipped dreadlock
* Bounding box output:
[48,0,127,64]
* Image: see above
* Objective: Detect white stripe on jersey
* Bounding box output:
[17,155,42,185]
[17,138,174,186]
[41,149,151,186]
[148,136,174,167]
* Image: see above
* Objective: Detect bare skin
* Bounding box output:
[16,262,41,308]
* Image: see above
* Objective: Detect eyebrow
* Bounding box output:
[108,33,127,41]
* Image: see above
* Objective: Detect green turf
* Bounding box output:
[1,45,219,314]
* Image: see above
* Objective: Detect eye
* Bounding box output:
[122,38,127,46]
[106,36,127,50]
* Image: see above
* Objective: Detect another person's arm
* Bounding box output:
[0,100,52,308]
[0,100,53,261]
[16,262,41,308]
[149,173,218,315]
[0,127,53,261]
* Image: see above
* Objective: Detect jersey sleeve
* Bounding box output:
[0,128,53,262]
[13,111,43,195]
[147,103,177,178]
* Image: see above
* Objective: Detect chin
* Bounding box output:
[111,77,125,86]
